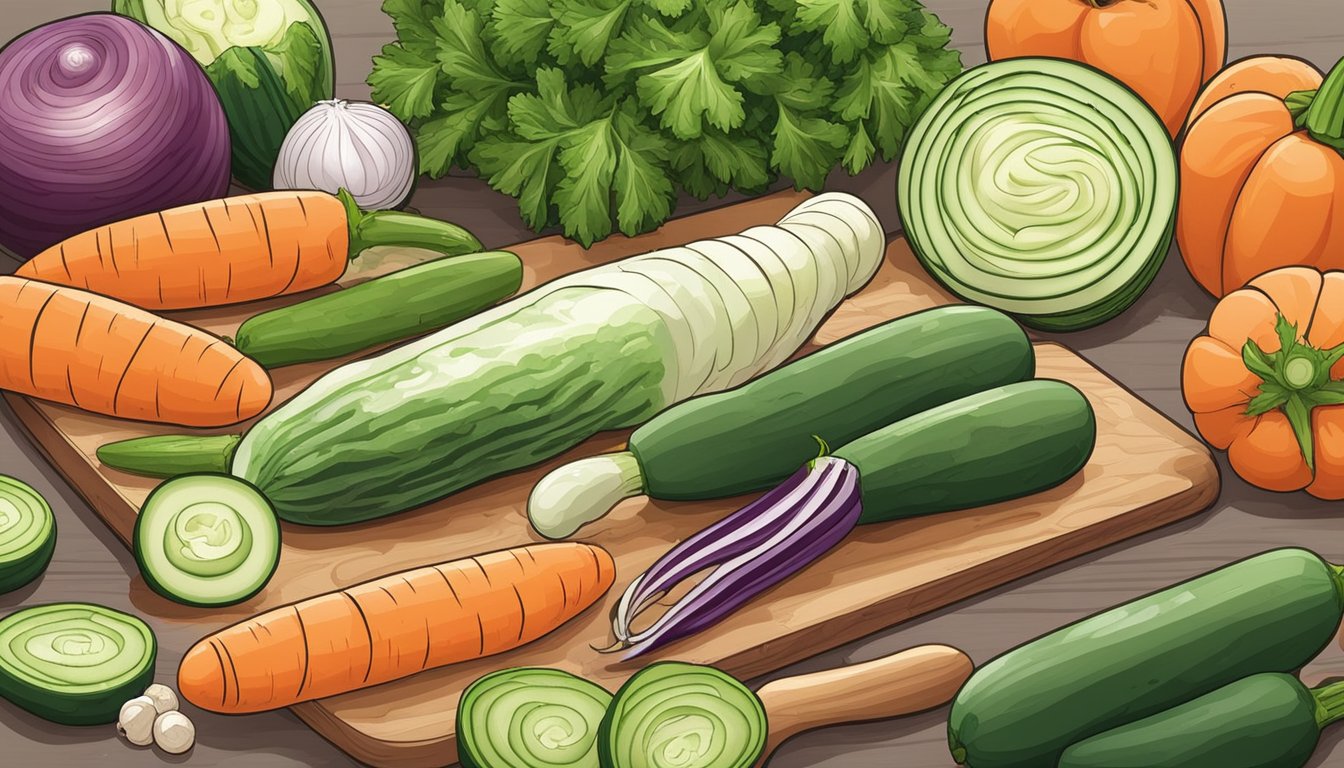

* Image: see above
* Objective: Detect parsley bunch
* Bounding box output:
[369,0,961,245]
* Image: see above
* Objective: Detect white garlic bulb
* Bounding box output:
[274,99,416,211]
[153,710,196,754]
[117,696,156,746]
[143,683,179,714]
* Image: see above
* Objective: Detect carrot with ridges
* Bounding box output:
[0,276,270,426]
[176,543,616,713]
[16,189,482,310]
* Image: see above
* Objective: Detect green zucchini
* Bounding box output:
[948,548,1344,768]
[134,474,281,607]
[458,668,612,768]
[0,476,55,593]
[0,603,156,725]
[234,251,523,367]
[1059,672,1344,768]
[840,379,1095,523]
[530,305,1036,538]
[598,661,766,768]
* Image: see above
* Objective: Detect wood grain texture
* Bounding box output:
[7,190,1218,766]
[3,2,1342,767]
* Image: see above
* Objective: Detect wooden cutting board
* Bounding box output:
[5,190,1220,768]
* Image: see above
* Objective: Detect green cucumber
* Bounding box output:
[458,668,612,768]
[1059,672,1344,768]
[838,379,1096,523]
[530,305,1036,538]
[98,434,240,479]
[598,662,766,768]
[948,548,1344,768]
[0,476,55,593]
[638,305,1033,497]
[134,474,281,607]
[0,603,156,725]
[234,251,523,368]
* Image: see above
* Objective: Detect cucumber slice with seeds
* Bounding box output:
[0,603,155,725]
[0,476,55,593]
[134,474,280,607]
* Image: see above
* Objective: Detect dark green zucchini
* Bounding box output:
[637,305,1034,498]
[1059,672,1344,768]
[839,378,1095,523]
[948,548,1344,768]
[529,305,1035,538]
[234,250,522,367]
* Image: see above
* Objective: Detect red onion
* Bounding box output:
[612,456,863,658]
[0,14,230,256]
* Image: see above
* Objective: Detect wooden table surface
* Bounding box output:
[2,1,1343,766]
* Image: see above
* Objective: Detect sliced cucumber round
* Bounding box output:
[0,476,55,594]
[458,667,613,768]
[0,603,156,725]
[134,474,281,607]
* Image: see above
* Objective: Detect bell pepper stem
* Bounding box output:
[1240,315,1344,471]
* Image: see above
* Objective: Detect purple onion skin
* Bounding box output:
[0,13,230,256]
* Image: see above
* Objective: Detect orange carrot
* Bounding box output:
[15,190,482,311]
[0,276,270,426]
[177,543,616,713]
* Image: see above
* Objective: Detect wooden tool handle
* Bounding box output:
[754,644,973,766]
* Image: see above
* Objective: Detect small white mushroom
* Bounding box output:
[143,683,180,714]
[116,696,156,746]
[153,711,195,754]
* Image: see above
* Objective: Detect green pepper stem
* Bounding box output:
[1313,678,1344,729]
[1242,314,1344,470]
[1285,353,1319,390]
[1304,57,1344,151]
[338,188,484,259]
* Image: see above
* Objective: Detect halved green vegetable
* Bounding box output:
[0,603,156,725]
[0,476,55,593]
[898,57,1177,331]
[134,474,280,607]
[458,668,613,768]
[598,662,766,768]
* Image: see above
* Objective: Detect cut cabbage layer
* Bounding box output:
[898,57,1177,331]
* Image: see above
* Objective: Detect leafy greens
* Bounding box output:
[370,0,960,245]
